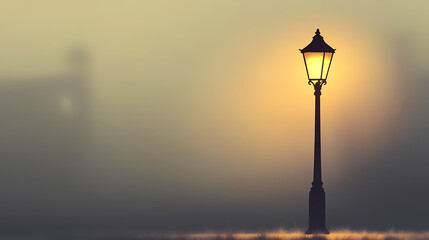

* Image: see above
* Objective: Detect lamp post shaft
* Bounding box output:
[314,83,322,184]
[306,81,329,234]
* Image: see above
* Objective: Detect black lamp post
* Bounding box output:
[300,29,335,234]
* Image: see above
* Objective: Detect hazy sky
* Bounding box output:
[0,0,429,237]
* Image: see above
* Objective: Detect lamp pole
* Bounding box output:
[299,29,335,234]
[306,80,329,234]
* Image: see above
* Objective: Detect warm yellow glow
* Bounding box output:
[303,52,333,80]
[189,23,405,193]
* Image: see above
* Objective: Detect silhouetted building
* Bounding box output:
[0,48,91,188]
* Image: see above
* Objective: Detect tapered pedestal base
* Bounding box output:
[305,186,329,235]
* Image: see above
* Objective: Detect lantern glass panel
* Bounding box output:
[322,52,333,79]
[303,52,333,80]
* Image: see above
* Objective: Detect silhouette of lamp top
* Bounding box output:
[300,29,336,82]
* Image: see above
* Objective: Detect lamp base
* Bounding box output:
[305,227,330,235]
[306,186,329,235]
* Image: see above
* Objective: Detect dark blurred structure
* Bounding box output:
[0,48,92,232]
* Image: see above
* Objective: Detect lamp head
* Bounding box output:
[300,29,335,83]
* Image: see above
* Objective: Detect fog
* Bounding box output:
[0,0,429,237]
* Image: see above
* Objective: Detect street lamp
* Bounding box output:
[300,29,335,234]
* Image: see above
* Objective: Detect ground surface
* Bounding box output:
[8,230,429,240]
[136,230,429,240]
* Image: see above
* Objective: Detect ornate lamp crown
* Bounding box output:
[300,29,335,53]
